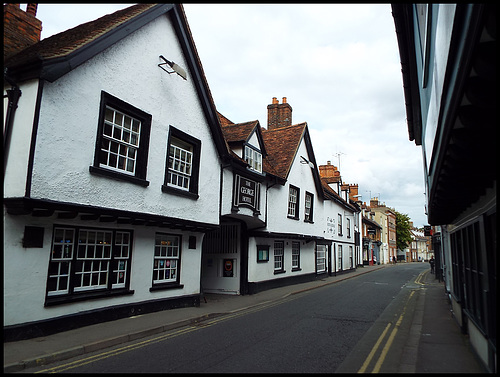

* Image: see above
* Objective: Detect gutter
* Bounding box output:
[3,69,22,176]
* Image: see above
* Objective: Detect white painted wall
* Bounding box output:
[3,14,221,327]
[247,236,316,283]
[3,213,203,326]
[266,141,323,236]
[4,79,40,197]
[28,15,220,225]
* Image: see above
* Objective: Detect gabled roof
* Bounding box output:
[262,122,324,198]
[221,120,267,156]
[5,4,165,81]
[4,3,229,160]
[262,123,306,180]
[217,111,235,127]
[221,120,257,143]
[321,179,357,212]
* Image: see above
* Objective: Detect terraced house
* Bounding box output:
[3,3,228,340]
[203,97,360,295]
[4,4,361,340]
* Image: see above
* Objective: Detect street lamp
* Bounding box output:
[158,55,187,80]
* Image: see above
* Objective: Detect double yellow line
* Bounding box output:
[358,269,426,373]
[35,297,293,373]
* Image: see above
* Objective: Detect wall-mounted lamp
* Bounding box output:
[159,55,187,80]
[300,156,314,169]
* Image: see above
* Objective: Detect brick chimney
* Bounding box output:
[319,161,340,179]
[4,3,42,62]
[267,97,292,130]
[349,184,359,201]
[370,197,379,208]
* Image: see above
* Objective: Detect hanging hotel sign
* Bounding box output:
[234,174,260,212]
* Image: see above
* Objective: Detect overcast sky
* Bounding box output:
[31,3,427,227]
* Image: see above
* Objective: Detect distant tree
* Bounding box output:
[395,211,413,251]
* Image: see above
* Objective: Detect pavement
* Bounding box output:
[3,263,488,373]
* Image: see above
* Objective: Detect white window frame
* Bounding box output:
[100,106,141,176]
[338,214,343,236]
[274,241,284,272]
[316,244,326,273]
[92,91,152,186]
[288,185,299,219]
[167,137,193,191]
[244,145,262,173]
[46,226,132,300]
[47,227,75,296]
[304,192,313,222]
[73,229,113,292]
[338,244,343,270]
[292,242,300,270]
[153,233,181,285]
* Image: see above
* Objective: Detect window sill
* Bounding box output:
[287,216,299,221]
[161,185,199,200]
[304,219,314,224]
[150,283,184,292]
[45,288,135,307]
[90,166,149,187]
[273,270,286,275]
[292,267,302,272]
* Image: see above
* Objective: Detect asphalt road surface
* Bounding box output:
[26,263,428,373]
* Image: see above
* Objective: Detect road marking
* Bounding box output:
[34,296,296,373]
[357,323,391,373]
[35,326,199,373]
[358,290,416,373]
[414,269,428,286]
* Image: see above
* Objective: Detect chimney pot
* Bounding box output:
[3,2,42,61]
[267,96,292,130]
[26,3,38,16]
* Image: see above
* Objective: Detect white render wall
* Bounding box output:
[247,237,316,283]
[3,14,220,327]
[4,79,40,197]
[27,15,220,225]
[266,141,323,236]
[3,212,204,326]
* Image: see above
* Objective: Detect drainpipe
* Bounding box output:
[4,70,22,176]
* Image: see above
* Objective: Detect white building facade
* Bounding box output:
[3,4,228,340]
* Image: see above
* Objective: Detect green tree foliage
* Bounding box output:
[395,211,413,251]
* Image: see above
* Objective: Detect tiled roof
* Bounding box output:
[221,120,259,144]
[321,178,357,211]
[4,4,157,67]
[262,123,306,180]
[217,111,235,127]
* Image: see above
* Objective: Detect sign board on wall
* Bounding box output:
[223,259,234,277]
[233,174,260,212]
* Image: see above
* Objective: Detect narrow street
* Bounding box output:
[24,263,433,373]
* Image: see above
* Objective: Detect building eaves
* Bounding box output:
[221,120,259,144]
[391,3,423,145]
[4,3,229,161]
[321,179,357,212]
[363,216,382,229]
[4,4,168,82]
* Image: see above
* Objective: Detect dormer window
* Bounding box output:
[244,145,262,173]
